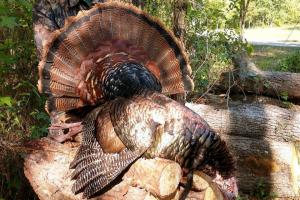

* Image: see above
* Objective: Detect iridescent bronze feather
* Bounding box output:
[70,91,235,198]
[38,2,194,114]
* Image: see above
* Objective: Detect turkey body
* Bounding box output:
[70,90,235,198]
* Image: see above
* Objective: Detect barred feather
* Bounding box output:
[38,2,194,113]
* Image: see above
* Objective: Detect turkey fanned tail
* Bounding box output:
[38,2,194,114]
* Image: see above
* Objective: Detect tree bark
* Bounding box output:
[187,102,300,198]
[173,0,188,44]
[187,101,300,143]
[239,0,251,37]
[215,52,300,102]
[24,138,230,200]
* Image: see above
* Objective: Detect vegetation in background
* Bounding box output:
[0,0,49,199]
[251,45,300,72]
[246,0,300,27]
[237,179,278,200]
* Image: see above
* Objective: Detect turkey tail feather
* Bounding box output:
[206,138,235,179]
[38,2,194,112]
[194,128,235,179]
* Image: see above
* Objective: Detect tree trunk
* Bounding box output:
[24,138,231,200]
[187,101,300,143]
[215,52,300,102]
[239,0,251,38]
[187,102,300,198]
[173,0,188,43]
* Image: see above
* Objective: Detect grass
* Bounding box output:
[250,45,300,72]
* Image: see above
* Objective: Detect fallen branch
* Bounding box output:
[215,52,300,102]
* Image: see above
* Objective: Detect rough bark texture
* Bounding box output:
[173,0,188,43]
[187,102,300,198]
[187,102,300,143]
[239,0,251,37]
[215,52,300,102]
[24,138,229,200]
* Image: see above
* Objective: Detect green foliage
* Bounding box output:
[252,179,278,200]
[0,0,49,199]
[144,0,173,28]
[0,16,18,28]
[246,0,300,27]
[278,50,300,72]
[184,0,246,93]
[252,45,300,73]
[195,0,300,29]
[0,0,49,137]
[0,96,13,107]
[236,179,278,200]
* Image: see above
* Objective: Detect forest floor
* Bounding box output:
[250,45,300,72]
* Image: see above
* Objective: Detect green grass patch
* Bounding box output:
[251,45,300,72]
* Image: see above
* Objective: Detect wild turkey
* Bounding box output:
[36,1,235,199]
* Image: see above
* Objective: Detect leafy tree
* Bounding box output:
[228,0,251,36]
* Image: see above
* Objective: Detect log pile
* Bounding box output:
[24,138,234,200]
[29,0,300,198]
[205,51,300,199]
[25,55,300,198]
[187,102,300,198]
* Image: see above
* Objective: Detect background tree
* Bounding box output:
[173,0,188,43]
[229,0,251,37]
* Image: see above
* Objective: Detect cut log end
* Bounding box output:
[159,161,182,197]
[204,183,224,200]
[124,158,182,198]
[24,138,233,200]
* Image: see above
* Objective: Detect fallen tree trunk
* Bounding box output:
[215,52,300,102]
[187,102,300,198]
[24,101,300,199]
[24,138,232,200]
[187,101,300,143]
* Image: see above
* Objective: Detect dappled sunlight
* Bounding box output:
[245,27,300,43]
